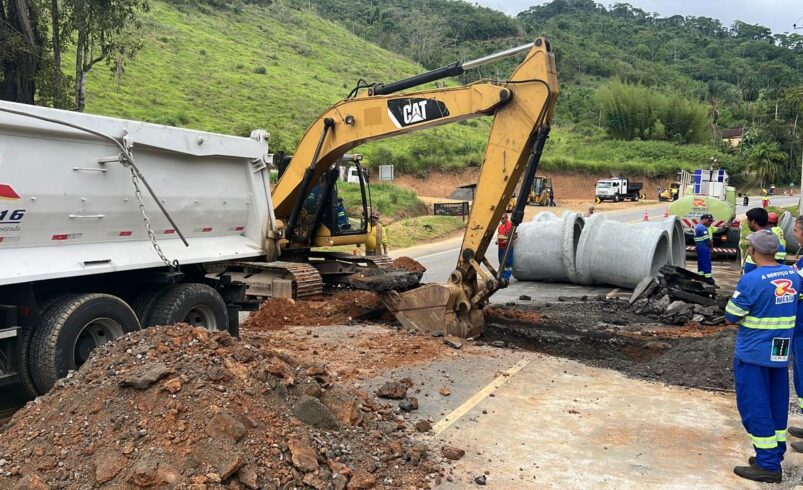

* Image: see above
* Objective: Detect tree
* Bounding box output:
[745,142,787,187]
[0,0,45,103]
[67,0,148,111]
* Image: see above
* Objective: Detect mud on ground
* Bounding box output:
[485,298,735,391]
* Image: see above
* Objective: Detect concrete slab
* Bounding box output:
[362,350,803,489]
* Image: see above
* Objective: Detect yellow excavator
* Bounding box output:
[268,38,559,337]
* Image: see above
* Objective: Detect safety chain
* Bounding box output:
[126,157,180,272]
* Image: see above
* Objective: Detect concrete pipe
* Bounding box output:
[575,214,671,289]
[512,211,585,283]
[779,211,800,255]
[634,216,686,268]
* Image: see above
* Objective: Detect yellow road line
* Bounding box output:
[432,358,531,436]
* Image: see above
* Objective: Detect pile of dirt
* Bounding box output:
[0,325,442,489]
[389,257,426,274]
[244,291,383,330]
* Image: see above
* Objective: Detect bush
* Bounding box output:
[253,66,267,75]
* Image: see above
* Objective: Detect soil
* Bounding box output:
[243,291,384,330]
[484,298,736,391]
[0,324,444,489]
[393,169,669,200]
[389,257,427,274]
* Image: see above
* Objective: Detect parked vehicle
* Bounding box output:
[595,177,643,202]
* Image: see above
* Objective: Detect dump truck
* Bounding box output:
[668,169,740,259]
[0,37,559,397]
[595,177,643,202]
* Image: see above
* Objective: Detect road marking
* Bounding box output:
[432,358,531,436]
[411,247,460,261]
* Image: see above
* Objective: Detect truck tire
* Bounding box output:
[30,294,140,394]
[130,287,169,327]
[614,195,622,203]
[147,283,228,332]
[15,295,72,398]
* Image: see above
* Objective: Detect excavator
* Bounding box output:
[267,37,559,337]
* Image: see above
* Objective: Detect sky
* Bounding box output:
[472,0,803,35]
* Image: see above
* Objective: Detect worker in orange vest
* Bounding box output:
[496,213,515,280]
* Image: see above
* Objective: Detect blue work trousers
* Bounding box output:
[696,245,712,279]
[793,336,803,414]
[734,359,788,472]
[498,245,513,280]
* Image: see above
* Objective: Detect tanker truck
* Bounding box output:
[668,169,740,259]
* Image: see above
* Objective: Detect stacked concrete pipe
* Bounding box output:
[575,214,671,289]
[512,211,585,283]
[634,216,686,268]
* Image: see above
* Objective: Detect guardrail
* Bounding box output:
[433,202,470,221]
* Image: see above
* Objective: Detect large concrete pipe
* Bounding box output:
[512,211,585,283]
[635,216,686,267]
[575,214,671,289]
[779,211,800,255]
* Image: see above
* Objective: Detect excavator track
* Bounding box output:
[236,261,323,299]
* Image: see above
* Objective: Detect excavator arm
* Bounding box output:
[272,38,559,337]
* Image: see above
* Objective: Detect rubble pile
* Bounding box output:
[0,324,443,489]
[243,291,384,330]
[627,265,725,326]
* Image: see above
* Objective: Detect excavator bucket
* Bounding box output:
[380,284,485,338]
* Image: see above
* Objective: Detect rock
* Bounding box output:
[404,443,427,464]
[629,277,658,304]
[304,381,323,398]
[474,475,487,485]
[218,452,244,480]
[518,295,532,301]
[321,386,362,426]
[348,470,376,489]
[128,456,179,487]
[303,470,332,490]
[665,301,692,316]
[288,436,319,473]
[441,446,465,461]
[431,330,445,338]
[294,396,340,430]
[693,305,719,317]
[691,314,705,323]
[267,356,295,386]
[439,387,451,396]
[398,397,419,412]
[161,377,182,394]
[94,449,127,484]
[237,465,259,490]
[118,362,173,390]
[18,473,49,490]
[415,420,432,433]
[376,381,407,400]
[443,336,463,349]
[205,412,246,443]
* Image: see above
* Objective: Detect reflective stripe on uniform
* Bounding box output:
[776,252,788,260]
[776,430,787,442]
[725,301,749,316]
[694,236,710,242]
[751,434,779,449]
[739,315,796,330]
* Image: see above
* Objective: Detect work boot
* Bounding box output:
[791,441,803,453]
[788,426,803,438]
[733,465,782,484]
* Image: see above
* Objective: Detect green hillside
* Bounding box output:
[81,0,489,166]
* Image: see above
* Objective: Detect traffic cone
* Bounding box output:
[643,210,649,221]
[663,209,669,218]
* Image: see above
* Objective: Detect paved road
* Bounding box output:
[398,195,799,303]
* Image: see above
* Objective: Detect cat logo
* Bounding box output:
[0,184,20,201]
[387,98,449,129]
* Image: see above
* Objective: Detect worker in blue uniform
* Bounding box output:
[783,216,803,450]
[744,208,769,274]
[694,213,714,280]
[726,230,800,483]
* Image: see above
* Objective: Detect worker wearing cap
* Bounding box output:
[694,214,714,280]
[744,208,770,274]
[726,230,800,483]
[496,213,514,280]
[767,212,787,263]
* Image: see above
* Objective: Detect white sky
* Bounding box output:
[472,0,803,34]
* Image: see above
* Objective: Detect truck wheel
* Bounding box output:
[30,294,140,394]
[614,195,621,202]
[147,283,228,332]
[130,287,169,327]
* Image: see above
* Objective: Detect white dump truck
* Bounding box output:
[0,101,300,397]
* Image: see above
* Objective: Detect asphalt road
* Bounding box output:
[400,195,800,303]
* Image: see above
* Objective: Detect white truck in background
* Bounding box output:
[0,101,303,398]
[595,177,644,202]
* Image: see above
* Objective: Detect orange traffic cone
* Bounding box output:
[663,209,669,218]
[643,210,649,221]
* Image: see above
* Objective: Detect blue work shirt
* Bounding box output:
[726,264,801,367]
[694,223,711,250]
